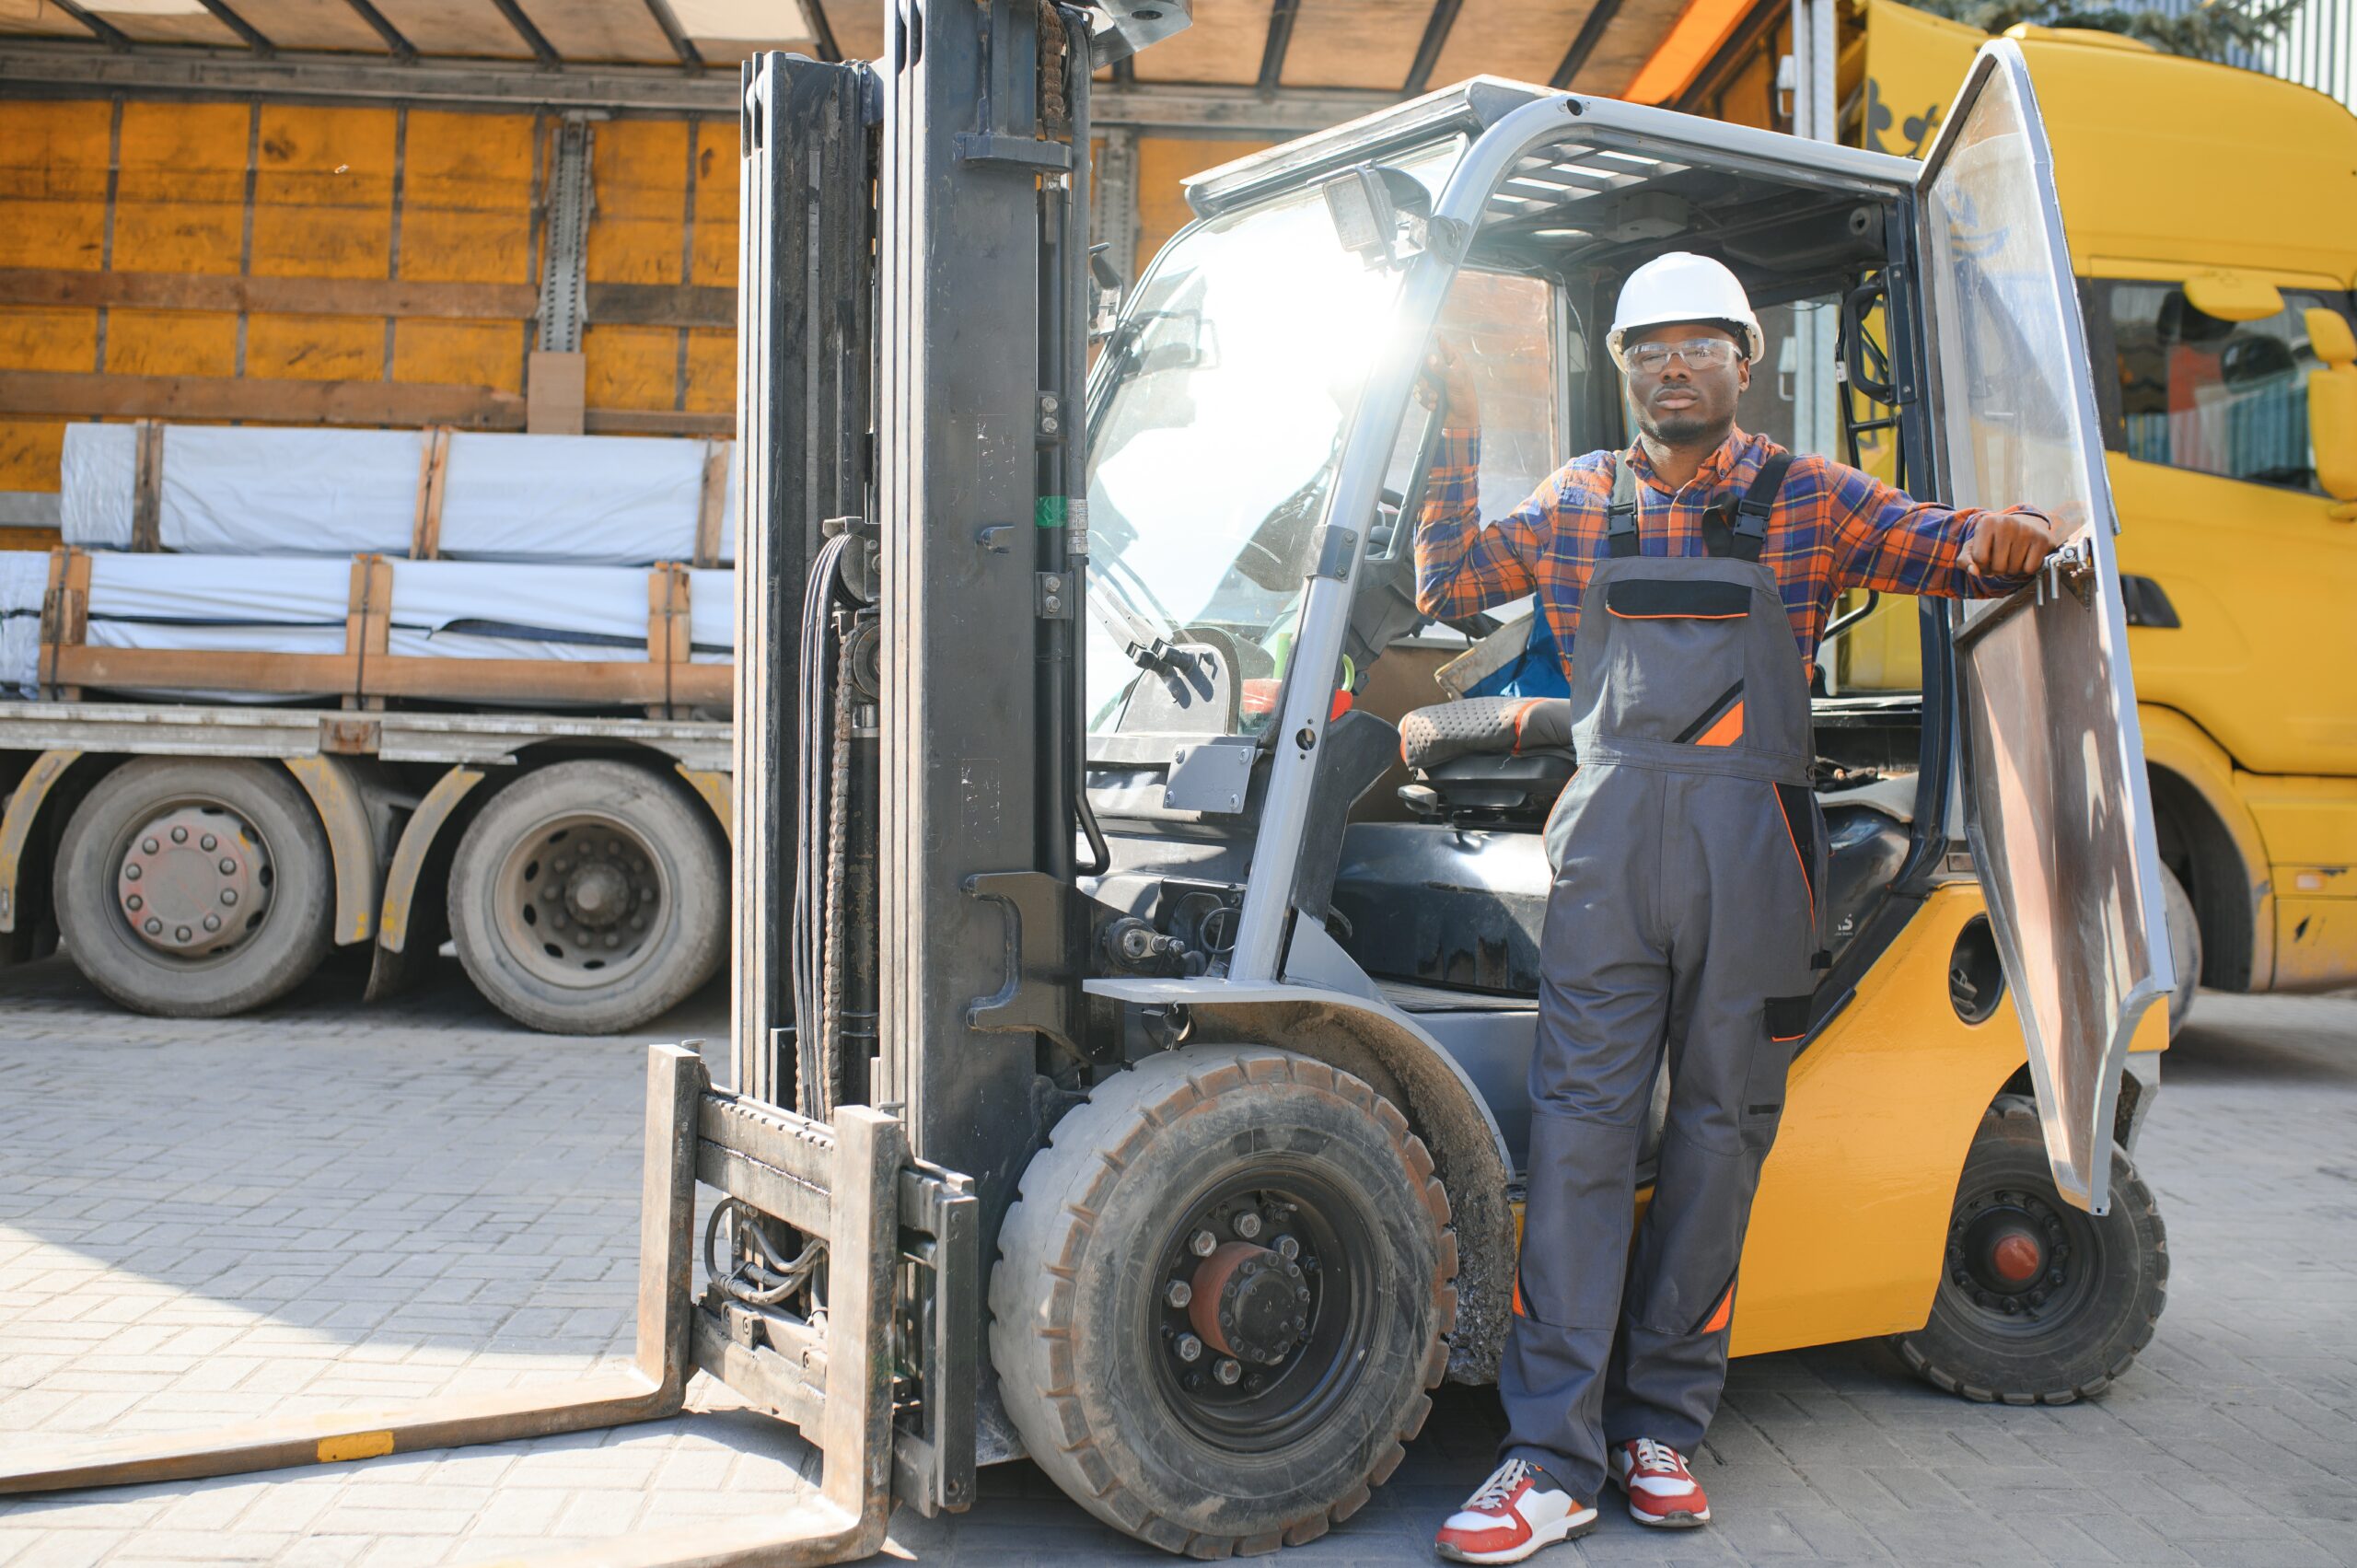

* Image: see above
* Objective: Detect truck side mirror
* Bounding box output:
[2182,272,2284,324]
[2305,306,2357,505]
[1318,162,1431,269]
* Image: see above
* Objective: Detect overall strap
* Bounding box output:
[1709,450,1794,563]
[1607,455,1641,559]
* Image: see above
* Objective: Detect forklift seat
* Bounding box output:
[1399,697,1575,820]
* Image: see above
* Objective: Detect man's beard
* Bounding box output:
[1638,406,1725,447]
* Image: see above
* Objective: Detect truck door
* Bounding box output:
[1914,40,2176,1215]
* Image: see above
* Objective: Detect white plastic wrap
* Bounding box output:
[0,552,48,697]
[57,424,740,566]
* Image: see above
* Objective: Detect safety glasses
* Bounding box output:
[1624,338,1739,375]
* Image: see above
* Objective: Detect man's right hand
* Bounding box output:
[1418,336,1480,430]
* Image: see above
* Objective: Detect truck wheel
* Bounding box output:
[53,758,334,1017]
[1893,1095,2166,1405]
[447,760,724,1035]
[2160,863,2200,1039]
[991,1047,1455,1556]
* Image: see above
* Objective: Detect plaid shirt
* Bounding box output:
[1416,426,2036,679]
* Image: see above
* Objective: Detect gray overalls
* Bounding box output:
[1500,450,1826,1500]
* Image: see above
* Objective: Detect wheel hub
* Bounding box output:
[500,820,666,984]
[117,805,266,957]
[1950,1190,2073,1314]
[1189,1242,1312,1366]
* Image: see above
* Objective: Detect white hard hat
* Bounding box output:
[1607,251,1765,369]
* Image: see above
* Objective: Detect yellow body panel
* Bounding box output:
[1730,885,2024,1354]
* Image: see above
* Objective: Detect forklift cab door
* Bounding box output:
[1916,40,2175,1215]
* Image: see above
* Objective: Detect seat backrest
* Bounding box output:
[1399,696,1573,773]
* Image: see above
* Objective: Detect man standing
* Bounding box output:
[1423,253,2058,1562]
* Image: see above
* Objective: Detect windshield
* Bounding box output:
[1084,145,1459,736]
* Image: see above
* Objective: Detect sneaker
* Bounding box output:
[1609,1437,1711,1527]
[1434,1457,1597,1563]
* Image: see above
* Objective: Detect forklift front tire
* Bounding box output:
[1894,1095,2166,1406]
[991,1047,1456,1556]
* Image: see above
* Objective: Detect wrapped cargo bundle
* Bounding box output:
[8,552,733,707]
[61,424,739,566]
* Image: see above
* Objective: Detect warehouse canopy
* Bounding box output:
[0,0,1759,131]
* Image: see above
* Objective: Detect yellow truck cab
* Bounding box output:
[1829,16,2357,1017]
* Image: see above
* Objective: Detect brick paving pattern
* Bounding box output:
[0,951,2350,1566]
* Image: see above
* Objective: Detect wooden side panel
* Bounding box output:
[826,0,888,62]
[684,120,737,416]
[369,0,537,58]
[0,1,88,37]
[1428,0,1589,87]
[108,103,248,384]
[247,106,395,391]
[227,0,390,51]
[394,110,538,396]
[527,0,675,62]
[81,6,240,44]
[586,120,691,415]
[0,100,106,494]
[1133,137,1272,277]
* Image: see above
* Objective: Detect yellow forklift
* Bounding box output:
[0,4,2174,1561]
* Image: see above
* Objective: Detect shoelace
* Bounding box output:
[1468,1458,1536,1511]
[1631,1438,1688,1478]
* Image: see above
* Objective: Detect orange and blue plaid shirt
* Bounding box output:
[1416,425,2036,679]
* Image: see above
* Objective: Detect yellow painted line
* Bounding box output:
[317,1431,395,1463]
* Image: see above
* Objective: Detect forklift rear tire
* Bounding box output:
[991,1047,1456,1556]
[447,760,726,1035]
[1894,1095,2166,1405]
[54,757,334,1017]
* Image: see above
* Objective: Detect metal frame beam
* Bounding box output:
[491,0,562,66]
[50,0,131,49]
[1257,0,1300,89]
[0,42,1393,130]
[1402,0,1461,96]
[807,0,842,63]
[337,0,416,62]
[1551,0,1626,89]
[641,0,704,68]
[195,0,274,52]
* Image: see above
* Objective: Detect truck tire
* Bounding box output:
[991,1047,1455,1556]
[1893,1095,2166,1405]
[2160,863,2200,1039]
[447,759,725,1035]
[53,758,334,1017]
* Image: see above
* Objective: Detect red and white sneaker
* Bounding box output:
[1434,1457,1596,1563]
[1609,1438,1711,1527]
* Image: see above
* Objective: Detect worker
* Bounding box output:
[1422,253,2059,1561]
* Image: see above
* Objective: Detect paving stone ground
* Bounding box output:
[0,950,2350,1567]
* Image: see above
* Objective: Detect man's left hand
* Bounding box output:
[1963,507,2061,581]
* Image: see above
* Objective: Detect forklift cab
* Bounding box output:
[1051,50,2176,1527]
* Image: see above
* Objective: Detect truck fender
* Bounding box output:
[1086,976,1516,1384]
[281,755,388,947]
[375,766,488,958]
[0,749,81,935]
[674,764,731,837]
[2138,703,2274,989]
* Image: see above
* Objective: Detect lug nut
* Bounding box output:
[143,838,159,854]
[175,925,191,942]
[1166,1281,1191,1309]
[1213,1358,1241,1386]
[220,889,238,906]
[201,834,217,852]
[1275,1235,1299,1260]
[144,917,161,935]
[203,913,221,932]
[171,826,187,843]
[126,895,143,912]
[1190,1229,1216,1258]
[1234,1212,1262,1240]
[218,858,237,875]
[123,865,142,882]
[1175,1333,1202,1363]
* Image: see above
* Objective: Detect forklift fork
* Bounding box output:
[0,1044,978,1567]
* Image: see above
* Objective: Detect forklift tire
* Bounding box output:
[2160,863,2200,1039]
[54,757,334,1017]
[447,760,726,1035]
[1894,1095,2166,1406]
[991,1047,1456,1557]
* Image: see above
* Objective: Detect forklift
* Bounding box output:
[0,2,2176,1562]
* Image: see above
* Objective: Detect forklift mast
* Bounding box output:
[734,0,1191,1458]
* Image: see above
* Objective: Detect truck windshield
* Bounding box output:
[1084,148,1455,735]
